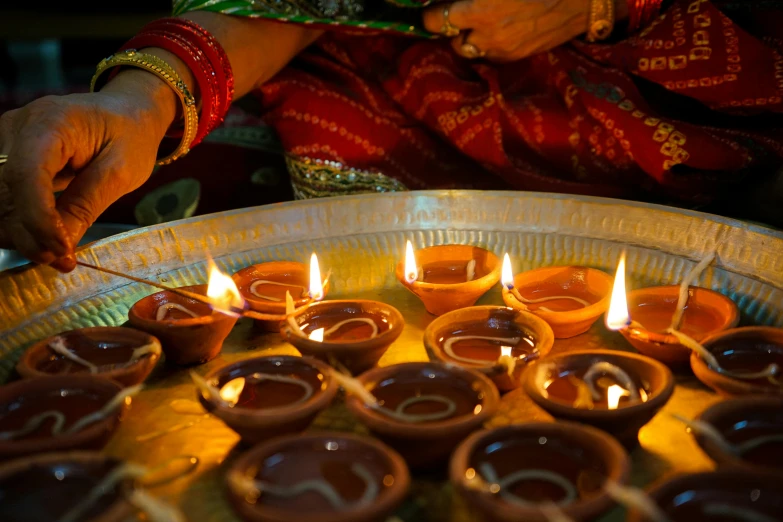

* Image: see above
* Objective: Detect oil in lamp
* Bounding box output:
[395,240,501,316]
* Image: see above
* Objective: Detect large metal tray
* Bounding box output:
[1,190,782,522]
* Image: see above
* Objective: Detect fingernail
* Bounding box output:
[52,253,76,273]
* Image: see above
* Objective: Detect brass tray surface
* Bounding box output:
[1,190,782,522]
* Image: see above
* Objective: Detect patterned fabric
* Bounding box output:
[179,0,783,203]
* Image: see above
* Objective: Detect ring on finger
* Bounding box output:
[0,154,7,166]
[460,41,486,59]
[440,5,461,37]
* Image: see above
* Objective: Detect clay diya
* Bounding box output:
[226,431,410,522]
[604,252,739,366]
[194,355,339,444]
[625,470,783,522]
[345,362,500,468]
[691,326,783,396]
[0,451,135,522]
[0,375,134,460]
[395,241,501,316]
[129,284,239,365]
[232,256,329,332]
[500,255,613,339]
[622,286,739,365]
[451,422,629,522]
[423,305,554,392]
[522,350,674,445]
[280,299,404,374]
[16,327,161,387]
[678,396,783,476]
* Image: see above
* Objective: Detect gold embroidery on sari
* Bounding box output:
[286,155,407,199]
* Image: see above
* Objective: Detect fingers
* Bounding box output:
[2,124,74,258]
[54,151,129,257]
[422,1,475,34]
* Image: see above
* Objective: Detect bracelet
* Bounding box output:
[629,0,663,32]
[587,0,615,42]
[91,49,198,165]
[122,32,218,146]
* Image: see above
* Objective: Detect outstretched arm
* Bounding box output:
[0,13,320,271]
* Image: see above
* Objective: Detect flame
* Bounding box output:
[309,328,325,342]
[206,259,245,316]
[219,377,246,405]
[606,384,628,410]
[309,253,324,301]
[501,253,514,288]
[501,346,512,357]
[605,252,631,331]
[404,240,418,284]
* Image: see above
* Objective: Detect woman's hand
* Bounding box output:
[0,69,175,271]
[423,0,622,62]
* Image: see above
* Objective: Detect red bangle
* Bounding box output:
[121,32,217,146]
[146,18,234,119]
[629,0,663,32]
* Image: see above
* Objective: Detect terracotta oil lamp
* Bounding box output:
[344,361,500,468]
[129,261,245,365]
[521,350,674,445]
[423,305,554,392]
[232,255,329,332]
[194,355,339,444]
[450,422,630,522]
[625,470,783,522]
[500,254,613,339]
[395,241,501,316]
[225,431,410,522]
[0,375,134,460]
[16,327,161,388]
[0,451,135,522]
[679,396,783,477]
[604,252,739,366]
[280,300,404,374]
[691,326,783,397]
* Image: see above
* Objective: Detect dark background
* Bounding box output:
[0,2,169,95]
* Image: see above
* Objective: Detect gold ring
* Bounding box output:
[460,42,486,59]
[440,5,461,38]
[0,154,7,165]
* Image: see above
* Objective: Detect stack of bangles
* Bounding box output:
[90,18,234,166]
[627,0,664,33]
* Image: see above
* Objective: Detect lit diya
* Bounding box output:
[625,470,783,522]
[0,375,137,460]
[423,305,554,392]
[607,252,739,366]
[522,350,674,445]
[226,432,410,522]
[192,355,339,444]
[395,241,502,316]
[691,326,783,396]
[129,261,244,365]
[500,254,613,339]
[281,299,404,374]
[344,361,500,468]
[450,422,629,522]
[674,396,783,476]
[0,451,194,522]
[16,327,161,388]
[232,254,329,332]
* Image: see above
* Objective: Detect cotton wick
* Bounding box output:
[672,414,783,457]
[670,251,716,331]
[249,280,308,302]
[581,362,639,402]
[48,337,98,373]
[603,480,672,522]
[479,462,578,508]
[156,303,199,321]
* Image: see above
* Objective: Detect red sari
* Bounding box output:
[254,0,783,204]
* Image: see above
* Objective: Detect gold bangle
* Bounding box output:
[90,49,198,166]
[587,0,615,42]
